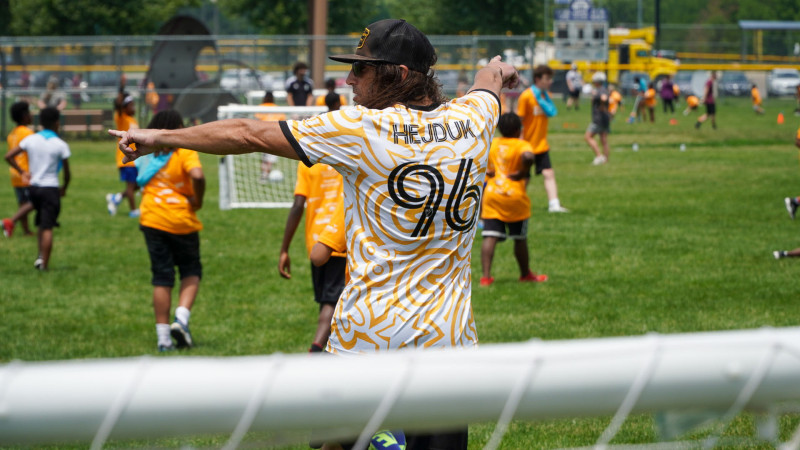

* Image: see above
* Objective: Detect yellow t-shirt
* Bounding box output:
[283,89,499,354]
[517,88,550,154]
[315,94,347,107]
[139,148,203,235]
[115,112,138,168]
[7,125,34,187]
[481,137,533,223]
[294,162,344,257]
[317,199,346,254]
[255,102,286,121]
[645,88,657,107]
[752,87,762,106]
[687,95,700,108]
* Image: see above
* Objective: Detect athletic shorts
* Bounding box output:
[481,218,528,241]
[119,166,138,183]
[14,186,31,205]
[569,88,581,99]
[28,186,61,230]
[141,225,202,287]
[310,256,346,306]
[533,151,552,175]
[705,103,716,115]
[587,122,610,135]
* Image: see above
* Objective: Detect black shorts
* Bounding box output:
[569,88,581,99]
[141,225,202,287]
[14,186,31,205]
[533,151,552,175]
[705,103,716,115]
[311,256,346,306]
[481,218,528,241]
[28,186,60,230]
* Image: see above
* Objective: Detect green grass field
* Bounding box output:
[2,95,800,448]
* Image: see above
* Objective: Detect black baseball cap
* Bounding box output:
[329,19,436,74]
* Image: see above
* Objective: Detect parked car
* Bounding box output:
[767,68,800,96]
[718,71,750,97]
[220,68,276,92]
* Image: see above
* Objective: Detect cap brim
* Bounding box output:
[329,54,389,64]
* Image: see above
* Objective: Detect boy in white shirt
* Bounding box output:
[4,107,71,270]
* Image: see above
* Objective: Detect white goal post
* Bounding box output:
[2,327,800,449]
[216,105,329,209]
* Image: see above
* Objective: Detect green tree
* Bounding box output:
[218,0,378,35]
[7,0,200,36]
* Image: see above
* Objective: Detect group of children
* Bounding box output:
[2,99,205,352]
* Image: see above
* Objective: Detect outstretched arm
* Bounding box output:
[109,119,298,164]
[469,56,519,99]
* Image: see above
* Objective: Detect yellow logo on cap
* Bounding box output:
[357,28,370,49]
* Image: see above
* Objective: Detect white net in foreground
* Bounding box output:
[2,327,800,449]
[216,105,328,209]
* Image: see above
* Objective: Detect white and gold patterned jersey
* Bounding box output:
[280,89,501,354]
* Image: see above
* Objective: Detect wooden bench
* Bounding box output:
[58,109,114,137]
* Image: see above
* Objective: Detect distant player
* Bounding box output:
[480,112,548,286]
[776,124,800,258]
[660,75,675,114]
[278,160,344,353]
[565,63,582,110]
[4,107,71,271]
[135,110,205,351]
[106,95,140,217]
[315,78,347,108]
[608,84,623,119]
[695,71,718,130]
[285,62,314,107]
[517,65,569,213]
[751,84,765,115]
[644,82,657,123]
[683,94,700,115]
[256,91,286,182]
[2,101,35,237]
[586,72,611,165]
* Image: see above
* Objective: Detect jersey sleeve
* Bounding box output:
[280,108,368,171]
[459,89,501,125]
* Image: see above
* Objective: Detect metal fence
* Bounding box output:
[0,34,535,136]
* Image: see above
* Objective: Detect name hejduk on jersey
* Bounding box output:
[391,119,476,145]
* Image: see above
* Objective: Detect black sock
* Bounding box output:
[309,343,324,353]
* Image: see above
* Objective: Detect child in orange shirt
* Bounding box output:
[136,110,206,351]
[644,82,657,123]
[479,113,548,286]
[751,84,765,115]
[683,94,700,115]
[2,101,35,237]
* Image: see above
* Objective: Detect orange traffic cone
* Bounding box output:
[778,112,785,124]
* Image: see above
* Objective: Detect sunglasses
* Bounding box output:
[351,61,382,77]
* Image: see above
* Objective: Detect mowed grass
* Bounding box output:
[1,95,800,448]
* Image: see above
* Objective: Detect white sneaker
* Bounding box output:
[129,209,141,218]
[591,155,607,166]
[774,251,786,259]
[105,193,118,216]
[34,255,44,270]
[549,205,570,213]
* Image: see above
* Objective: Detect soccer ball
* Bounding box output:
[268,169,284,182]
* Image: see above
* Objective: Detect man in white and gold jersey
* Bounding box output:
[111,18,518,447]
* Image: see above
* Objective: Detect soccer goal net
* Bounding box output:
[216,105,329,209]
[2,327,800,449]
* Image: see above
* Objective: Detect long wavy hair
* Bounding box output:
[363,64,448,110]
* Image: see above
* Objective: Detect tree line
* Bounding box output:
[1,0,799,37]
